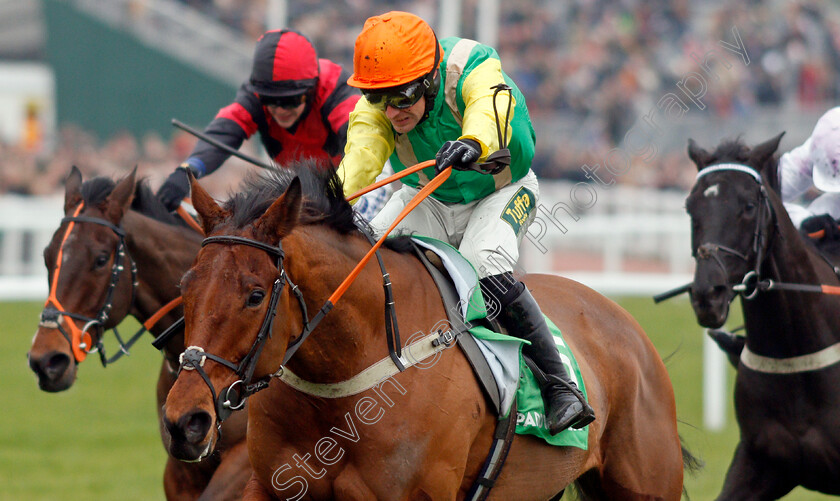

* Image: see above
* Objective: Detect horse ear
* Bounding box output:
[189,170,228,234]
[751,132,785,168]
[104,166,137,224]
[64,166,83,214]
[687,139,711,170]
[254,177,302,243]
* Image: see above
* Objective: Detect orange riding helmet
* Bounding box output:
[347,11,443,90]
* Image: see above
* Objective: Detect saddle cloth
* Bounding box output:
[412,236,589,449]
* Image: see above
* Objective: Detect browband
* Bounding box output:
[696,163,762,183]
[202,236,285,259]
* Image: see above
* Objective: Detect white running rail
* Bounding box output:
[0,195,62,300]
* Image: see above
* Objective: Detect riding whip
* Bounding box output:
[171,118,275,170]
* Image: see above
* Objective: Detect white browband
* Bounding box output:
[696,163,762,183]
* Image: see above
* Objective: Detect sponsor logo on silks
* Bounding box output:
[500,186,535,235]
[517,411,548,429]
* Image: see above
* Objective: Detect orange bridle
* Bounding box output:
[39,203,138,363]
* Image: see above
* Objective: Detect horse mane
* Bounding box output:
[226,160,357,234]
[132,180,185,225]
[221,160,417,253]
[80,175,183,227]
[80,176,119,207]
[706,137,752,164]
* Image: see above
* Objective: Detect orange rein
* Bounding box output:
[143,296,183,330]
[346,160,436,201]
[329,165,451,305]
[808,229,826,240]
[181,160,437,238]
[279,164,450,365]
[181,160,445,307]
[176,199,204,234]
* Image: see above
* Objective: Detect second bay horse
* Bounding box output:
[27,167,251,500]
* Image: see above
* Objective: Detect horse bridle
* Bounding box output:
[177,235,322,424]
[39,203,140,364]
[653,162,840,304]
[174,220,406,425]
[693,163,775,300]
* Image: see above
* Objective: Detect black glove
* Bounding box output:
[801,213,840,240]
[157,165,192,211]
[435,139,481,174]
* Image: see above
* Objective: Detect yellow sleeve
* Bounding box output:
[337,98,395,200]
[458,58,515,160]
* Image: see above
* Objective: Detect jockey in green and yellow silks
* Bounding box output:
[338,11,594,434]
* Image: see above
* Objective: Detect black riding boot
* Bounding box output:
[481,274,595,434]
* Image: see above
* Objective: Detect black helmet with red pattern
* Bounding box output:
[248,30,319,98]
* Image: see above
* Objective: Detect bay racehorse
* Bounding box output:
[26,166,251,500]
[162,163,692,500]
[686,133,840,498]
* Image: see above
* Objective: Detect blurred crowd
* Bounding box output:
[3,0,840,195]
[0,124,259,198]
[499,0,840,185]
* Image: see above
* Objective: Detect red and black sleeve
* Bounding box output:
[184,84,265,176]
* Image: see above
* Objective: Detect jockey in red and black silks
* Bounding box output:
[157,30,361,211]
[200,58,357,170]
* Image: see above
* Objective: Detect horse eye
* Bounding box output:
[744,202,756,214]
[94,253,110,269]
[247,290,266,307]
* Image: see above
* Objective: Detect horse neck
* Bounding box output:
[742,197,840,356]
[122,211,200,348]
[282,226,443,382]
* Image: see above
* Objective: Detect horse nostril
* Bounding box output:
[45,353,71,379]
[180,410,212,445]
[693,284,714,298]
[163,414,180,440]
[30,351,71,380]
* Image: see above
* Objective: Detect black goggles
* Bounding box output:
[363,78,428,110]
[260,93,306,109]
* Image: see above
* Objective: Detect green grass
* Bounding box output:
[623,296,832,501]
[0,301,166,501]
[0,298,834,500]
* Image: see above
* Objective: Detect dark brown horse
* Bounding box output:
[162,165,689,500]
[26,167,251,500]
[686,134,840,499]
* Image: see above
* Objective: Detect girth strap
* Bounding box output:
[464,397,518,501]
[412,243,502,414]
[740,342,840,374]
[411,242,514,500]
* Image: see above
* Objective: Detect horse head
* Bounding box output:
[28,166,138,391]
[162,169,305,462]
[685,133,784,328]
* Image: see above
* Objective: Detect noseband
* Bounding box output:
[693,163,774,299]
[39,203,139,364]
